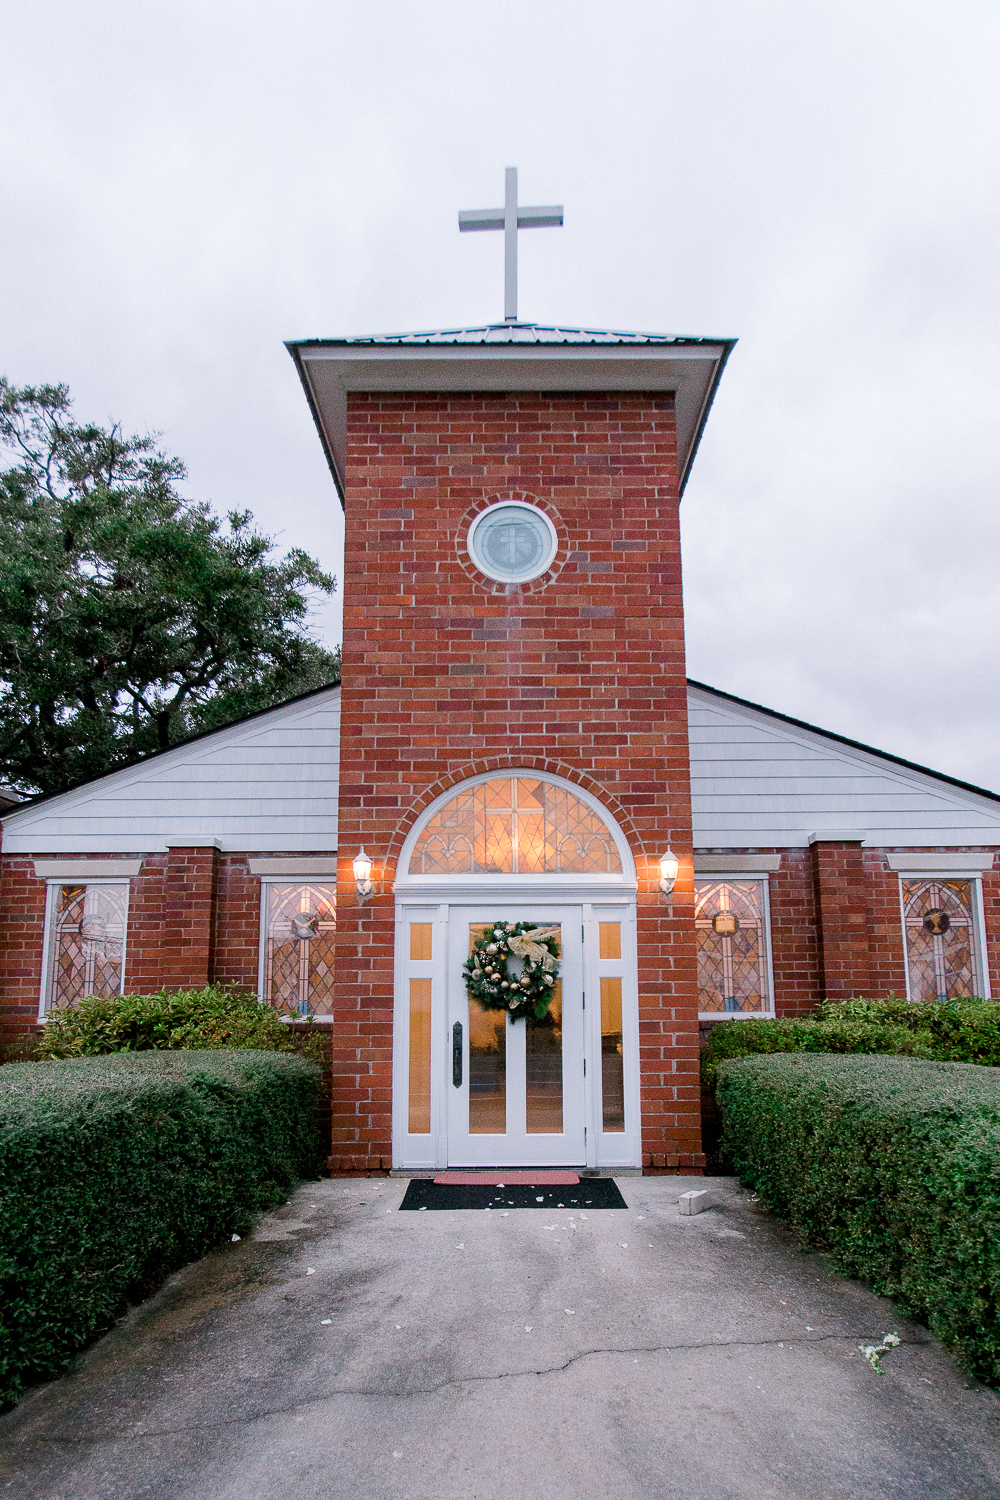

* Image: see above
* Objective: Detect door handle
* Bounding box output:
[452,1022,463,1087]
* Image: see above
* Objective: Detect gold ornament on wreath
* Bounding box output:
[462,921,561,1022]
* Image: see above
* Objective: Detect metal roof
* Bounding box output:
[293,321,728,348]
[287,323,736,503]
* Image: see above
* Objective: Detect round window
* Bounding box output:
[467,502,558,583]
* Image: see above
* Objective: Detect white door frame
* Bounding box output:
[391,771,641,1170]
[391,889,640,1170]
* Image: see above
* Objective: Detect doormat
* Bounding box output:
[399,1179,627,1211]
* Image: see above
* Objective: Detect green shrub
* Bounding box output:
[717,1052,1000,1385]
[0,1048,322,1409]
[36,985,328,1067]
[701,997,1000,1087]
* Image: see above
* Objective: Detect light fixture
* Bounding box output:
[659,848,679,898]
[353,847,373,902]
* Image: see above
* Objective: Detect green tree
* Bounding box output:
[0,379,340,796]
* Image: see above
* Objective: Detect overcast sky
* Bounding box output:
[5,1,1000,789]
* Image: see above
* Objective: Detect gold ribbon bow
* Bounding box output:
[506,926,561,970]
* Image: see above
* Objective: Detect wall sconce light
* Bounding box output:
[352,847,373,902]
[659,848,679,898]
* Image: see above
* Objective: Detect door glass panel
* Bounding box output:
[409,923,433,961]
[526,975,563,1134]
[468,998,506,1133]
[467,923,506,1133]
[599,922,621,960]
[408,978,432,1133]
[600,976,625,1131]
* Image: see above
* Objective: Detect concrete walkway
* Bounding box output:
[2,1177,999,1499]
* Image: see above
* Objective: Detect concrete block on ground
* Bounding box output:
[678,1189,713,1215]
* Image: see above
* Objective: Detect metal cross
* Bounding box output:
[459,167,563,323]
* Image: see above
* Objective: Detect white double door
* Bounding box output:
[447,905,585,1166]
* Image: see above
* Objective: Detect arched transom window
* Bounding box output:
[409,777,623,875]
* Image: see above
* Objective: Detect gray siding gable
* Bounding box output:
[4,679,996,857]
[1,688,341,854]
[688,684,1000,848]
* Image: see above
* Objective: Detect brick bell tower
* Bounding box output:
[289,187,733,1174]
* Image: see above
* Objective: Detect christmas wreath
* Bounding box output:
[462,921,561,1022]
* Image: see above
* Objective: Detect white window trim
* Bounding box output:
[33,859,143,880]
[886,853,995,874]
[897,874,991,1002]
[256,876,336,1023]
[696,874,776,1021]
[38,877,131,1021]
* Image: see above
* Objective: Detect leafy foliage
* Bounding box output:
[701,996,1000,1087]
[36,985,330,1067]
[0,379,340,795]
[0,1049,322,1408]
[716,1053,1000,1386]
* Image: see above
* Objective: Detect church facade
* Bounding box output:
[2,323,999,1176]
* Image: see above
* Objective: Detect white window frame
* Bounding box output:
[256,877,337,1024]
[896,871,991,1002]
[38,878,131,1021]
[695,874,776,1021]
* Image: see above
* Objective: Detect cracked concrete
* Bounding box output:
[1,1177,998,1499]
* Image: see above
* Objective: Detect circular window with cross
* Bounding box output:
[467,501,558,584]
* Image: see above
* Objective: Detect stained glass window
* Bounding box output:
[262,883,336,1017]
[409,778,623,875]
[46,883,128,1012]
[696,880,771,1015]
[901,879,981,1002]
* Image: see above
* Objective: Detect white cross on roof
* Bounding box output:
[459,168,563,324]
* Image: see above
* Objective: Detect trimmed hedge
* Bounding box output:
[701,996,1000,1088]
[0,1048,322,1409]
[717,1052,1000,1384]
[36,985,328,1065]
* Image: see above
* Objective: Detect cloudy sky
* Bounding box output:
[5,1,1000,787]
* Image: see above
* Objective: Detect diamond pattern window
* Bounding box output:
[409,778,622,875]
[901,878,982,1002]
[695,879,772,1016]
[261,883,337,1017]
[45,882,128,1013]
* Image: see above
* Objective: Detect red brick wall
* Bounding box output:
[0,855,48,1041]
[212,858,264,992]
[984,868,1000,998]
[767,849,822,1014]
[332,390,702,1174]
[863,851,908,997]
[701,846,999,1020]
[810,840,873,1000]
[160,845,220,990]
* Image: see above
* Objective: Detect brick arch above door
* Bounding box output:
[386,758,646,879]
